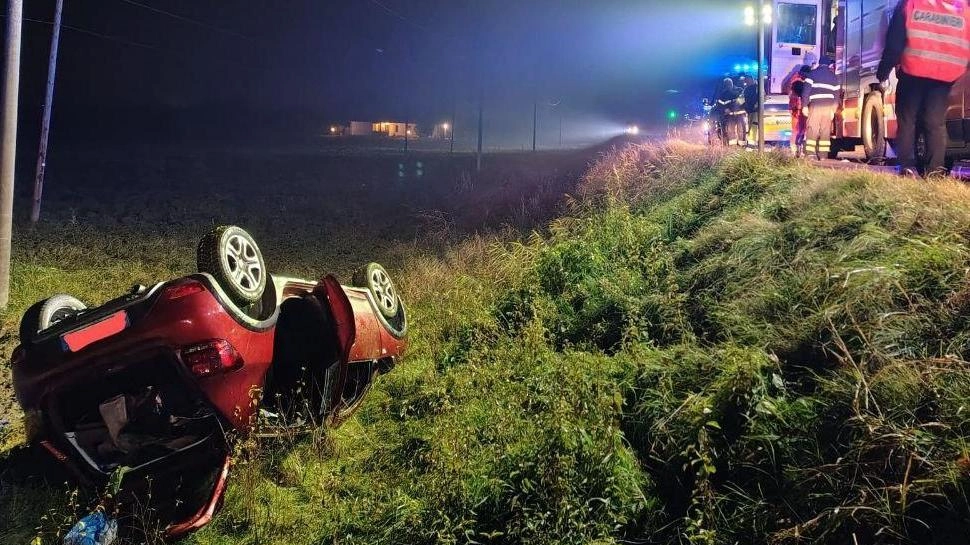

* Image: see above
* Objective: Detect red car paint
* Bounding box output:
[12,271,407,537]
[163,455,231,538]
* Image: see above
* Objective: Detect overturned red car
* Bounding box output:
[11,225,407,537]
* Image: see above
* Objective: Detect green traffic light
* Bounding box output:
[667,110,677,120]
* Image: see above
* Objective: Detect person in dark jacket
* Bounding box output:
[877,0,970,178]
[716,78,745,146]
[801,55,840,159]
[742,74,759,145]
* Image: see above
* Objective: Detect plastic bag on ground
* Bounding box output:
[63,510,118,545]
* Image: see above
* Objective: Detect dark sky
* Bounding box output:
[11,0,757,141]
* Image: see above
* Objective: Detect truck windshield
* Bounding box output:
[777,3,819,46]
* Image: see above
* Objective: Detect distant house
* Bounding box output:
[373,121,417,138]
[348,121,373,136]
[343,120,418,138]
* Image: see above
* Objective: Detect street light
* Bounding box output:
[744,4,772,26]
[444,121,454,153]
[744,2,771,152]
[549,99,563,148]
[532,99,564,150]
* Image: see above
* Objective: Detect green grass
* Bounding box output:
[4,142,970,544]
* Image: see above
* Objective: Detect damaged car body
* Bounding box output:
[11,225,407,538]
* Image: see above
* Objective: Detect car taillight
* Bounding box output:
[164,280,206,301]
[181,339,243,377]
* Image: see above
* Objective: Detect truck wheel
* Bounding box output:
[197,225,267,305]
[861,93,886,162]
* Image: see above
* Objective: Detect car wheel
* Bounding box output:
[19,294,87,343]
[197,225,267,305]
[352,263,400,319]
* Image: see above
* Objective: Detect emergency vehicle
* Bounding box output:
[766,0,970,161]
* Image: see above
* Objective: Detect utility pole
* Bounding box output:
[450,101,456,153]
[32,0,64,224]
[757,0,766,153]
[532,101,537,152]
[0,0,22,309]
[477,91,483,173]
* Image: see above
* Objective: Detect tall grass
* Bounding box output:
[5,141,970,544]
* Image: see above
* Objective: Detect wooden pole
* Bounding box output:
[532,101,537,151]
[404,118,409,153]
[0,0,23,309]
[476,91,483,172]
[559,109,563,148]
[450,100,455,153]
[31,0,64,223]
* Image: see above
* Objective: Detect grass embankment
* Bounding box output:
[5,143,970,544]
[197,145,970,544]
[0,146,594,422]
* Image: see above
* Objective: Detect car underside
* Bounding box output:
[11,226,407,537]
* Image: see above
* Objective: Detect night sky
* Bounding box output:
[9,0,758,143]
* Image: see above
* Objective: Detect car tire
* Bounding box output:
[861,92,886,162]
[19,294,87,343]
[352,262,400,319]
[197,225,267,305]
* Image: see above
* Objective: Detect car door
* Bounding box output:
[313,275,357,423]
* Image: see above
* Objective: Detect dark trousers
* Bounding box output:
[722,114,744,145]
[896,73,952,174]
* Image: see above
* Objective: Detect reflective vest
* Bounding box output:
[901,0,970,82]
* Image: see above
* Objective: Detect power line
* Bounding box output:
[116,0,253,41]
[22,16,161,51]
[18,16,253,69]
[367,0,429,32]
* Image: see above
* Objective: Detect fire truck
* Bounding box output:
[766,0,970,161]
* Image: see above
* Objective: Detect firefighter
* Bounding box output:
[877,0,970,178]
[742,74,759,145]
[716,78,745,146]
[801,55,840,160]
[788,65,812,157]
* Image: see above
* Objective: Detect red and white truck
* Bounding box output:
[766,0,970,161]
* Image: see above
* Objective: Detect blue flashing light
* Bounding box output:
[734,64,742,72]
[742,64,750,72]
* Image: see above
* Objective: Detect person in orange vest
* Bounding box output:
[877,0,970,177]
